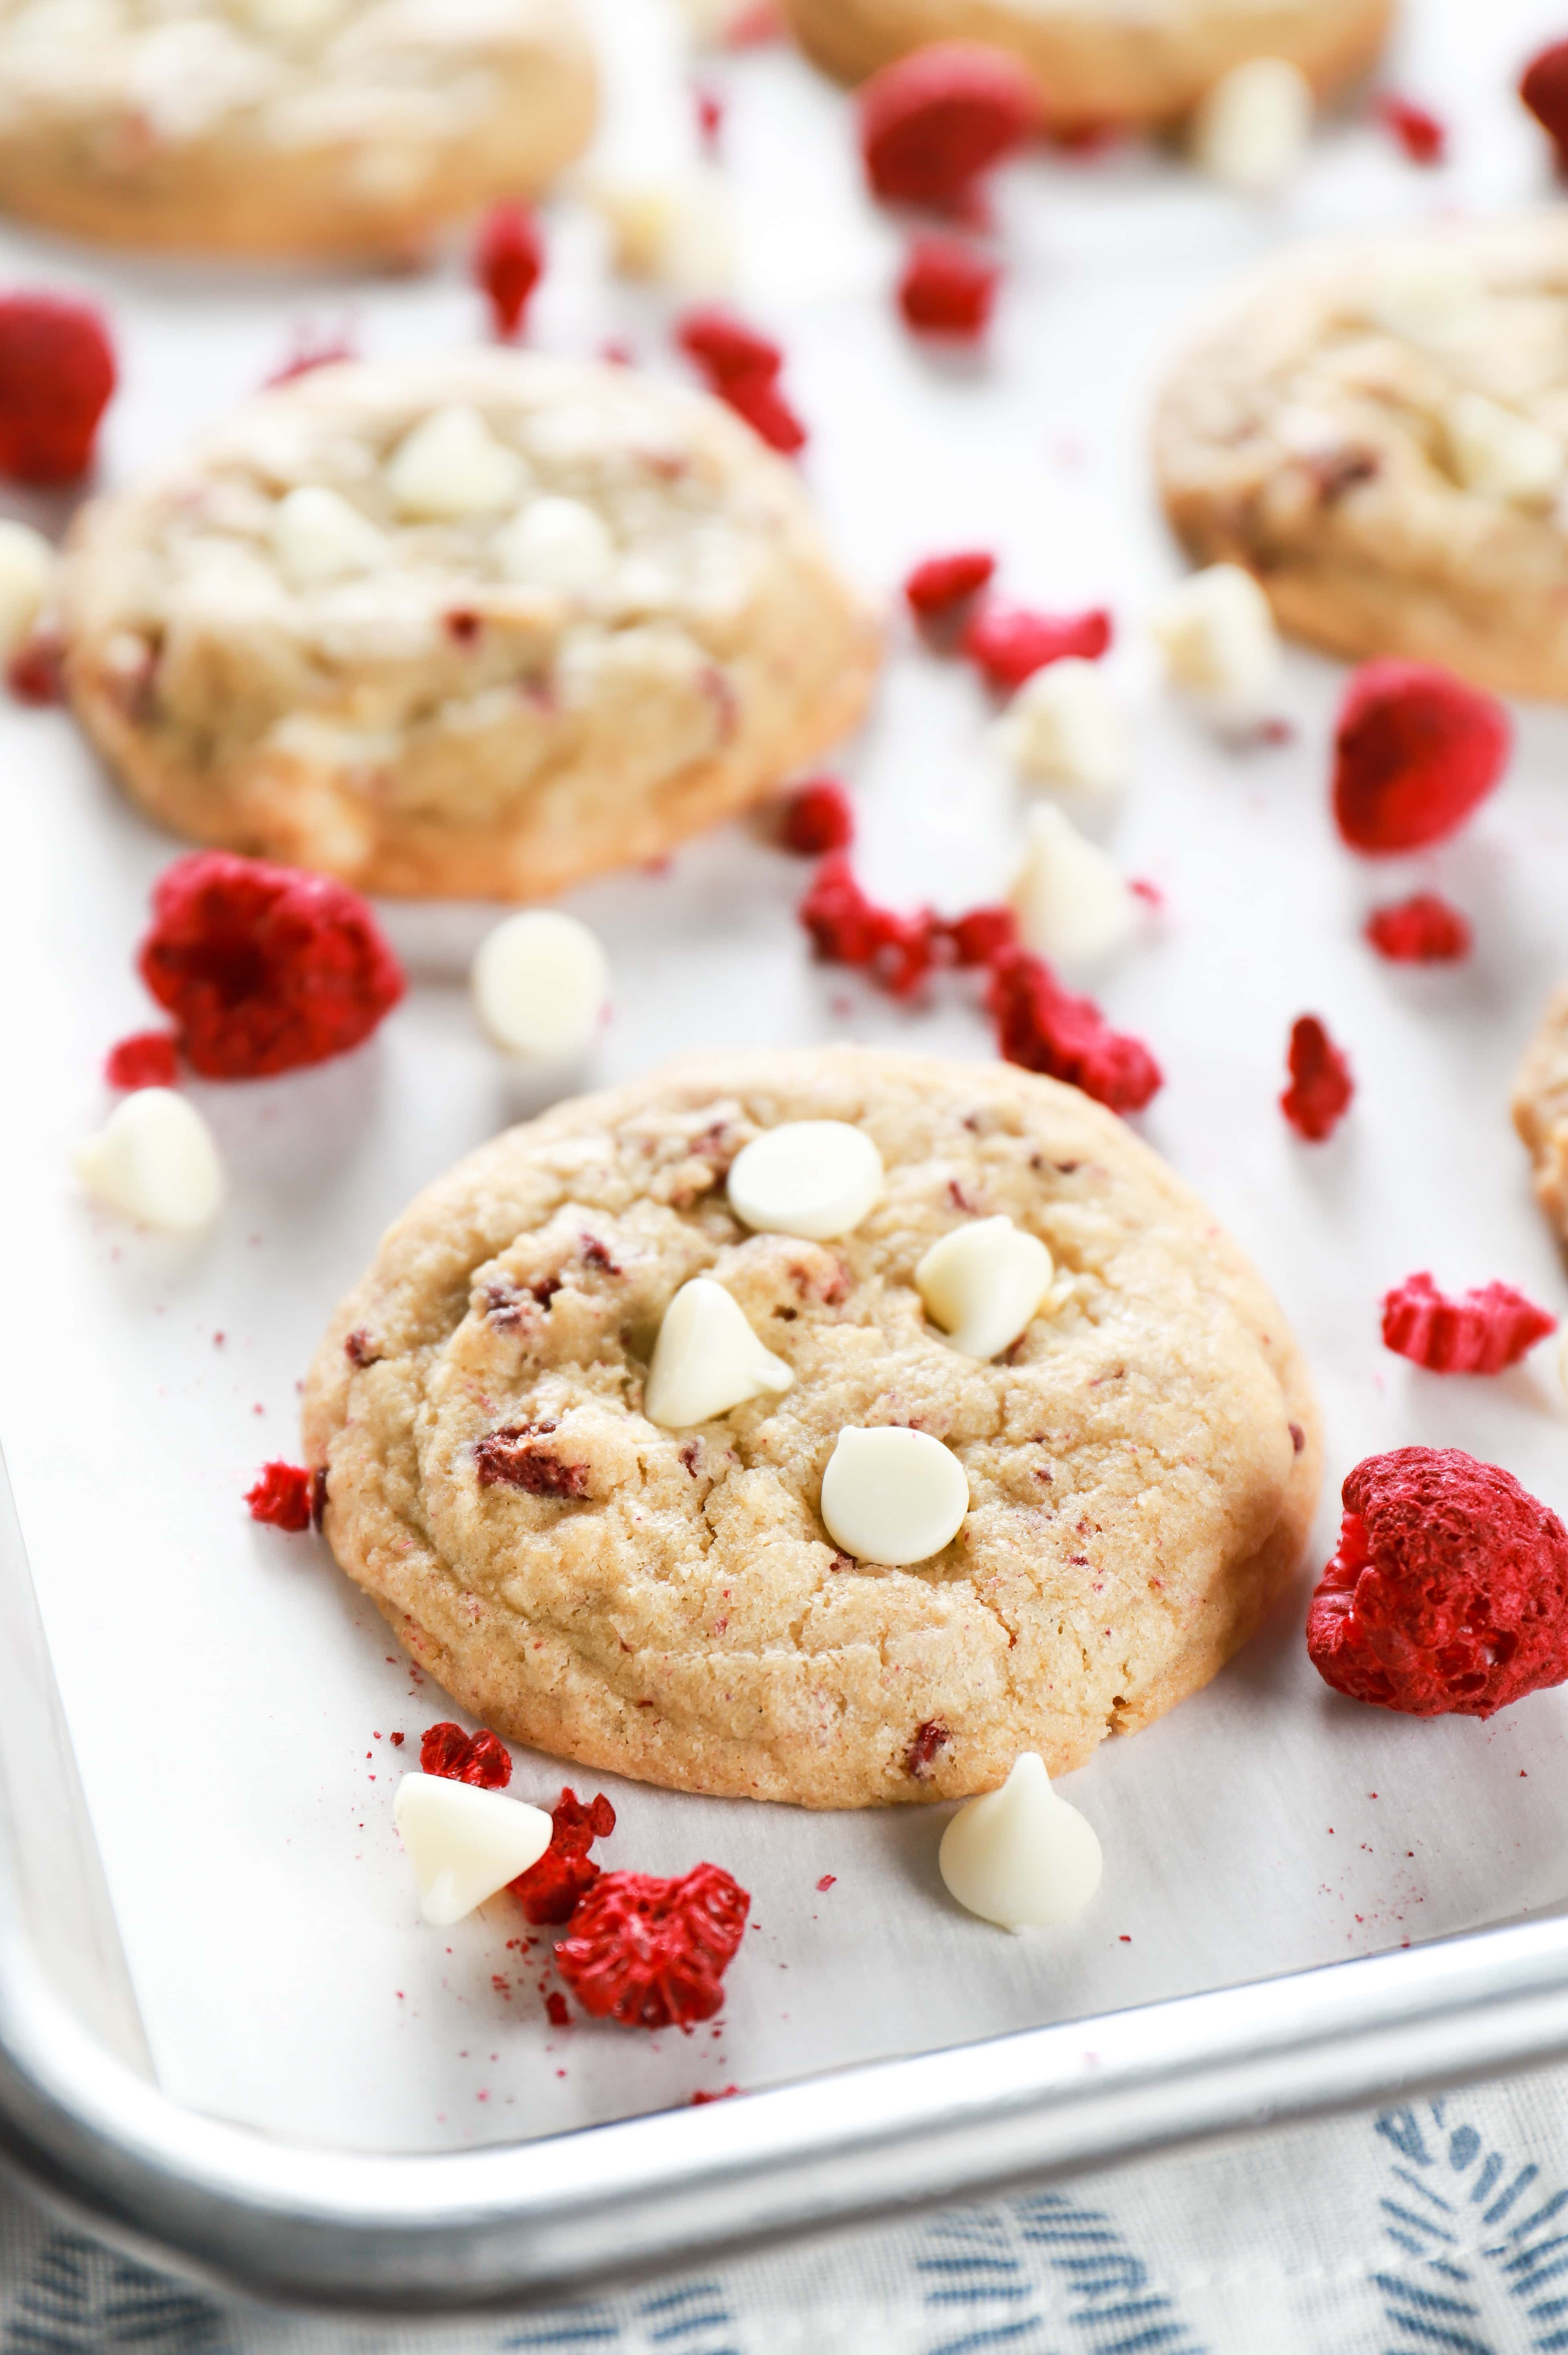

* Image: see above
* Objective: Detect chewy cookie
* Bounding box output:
[780,0,1390,126]
[1513,986,1568,1241]
[1156,216,1568,700]
[0,0,595,256]
[60,352,879,898]
[302,1046,1320,1808]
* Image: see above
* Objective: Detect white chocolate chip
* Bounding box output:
[73,1089,225,1232]
[939,1753,1103,1930]
[471,910,609,1063]
[1009,803,1135,967]
[1364,249,1483,350]
[385,404,528,520]
[995,658,1130,798]
[1190,57,1313,194]
[1445,391,1565,508]
[1151,562,1282,714]
[819,1426,969,1568]
[0,520,53,660]
[643,1277,794,1428]
[581,169,737,294]
[270,484,385,586]
[728,1121,884,1241]
[493,496,616,593]
[916,1216,1054,1361]
[393,1772,551,1928]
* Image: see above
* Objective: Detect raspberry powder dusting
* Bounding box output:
[554,1863,750,2029]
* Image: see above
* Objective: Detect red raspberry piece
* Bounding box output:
[0,293,115,484]
[691,2084,739,2103]
[1521,40,1568,167]
[858,41,1037,212]
[245,1461,314,1532]
[1307,1447,1568,1717]
[937,902,1017,967]
[695,87,724,154]
[984,945,1161,1114]
[137,851,404,1081]
[780,778,854,855]
[904,1717,951,1779]
[676,307,782,386]
[798,853,936,999]
[418,1722,513,1790]
[1381,1273,1556,1376]
[1364,892,1471,963]
[553,1862,750,2029]
[8,627,64,704]
[1332,661,1511,855]
[266,327,356,387]
[714,370,807,454]
[104,1030,178,1090]
[473,203,544,341]
[1281,1015,1353,1141]
[544,1990,571,2028]
[898,235,998,338]
[510,1788,617,1924]
[904,548,995,621]
[1375,93,1447,165]
[962,601,1112,692]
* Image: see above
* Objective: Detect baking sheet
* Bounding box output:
[5,0,1568,2156]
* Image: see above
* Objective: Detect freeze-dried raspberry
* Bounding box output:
[1306,1447,1568,1716]
[1522,40,1568,166]
[937,902,1017,967]
[104,1030,177,1090]
[904,548,995,620]
[898,235,998,338]
[714,368,807,454]
[962,600,1112,692]
[799,854,936,998]
[1381,1273,1556,1375]
[245,1461,314,1532]
[1375,93,1447,164]
[7,627,64,704]
[0,293,115,484]
[780,778,854,855]
[676,307,782,385]
[691,2084,740,2104]
[511,1788,617,1924]
[1332,661,1510,855]
[695,87,724,153]
[904,1718,951,1778]
[554,1863,750,2029]
[859,41,1037,211]
[1281,1015,1353,1141]
[474,1424,588,1498]
[544,1990,571,2028]
[419,1722,513,1789]
[985,946,1161,1113]
[138,851,404,1080]
[1364,892,1471,963]
[473,203,544,340]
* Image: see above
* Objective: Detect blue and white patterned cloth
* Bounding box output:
[6,2066,1568,2352]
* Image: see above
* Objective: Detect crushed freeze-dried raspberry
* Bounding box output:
[1306,1447,1568,1716]
[815,1873,837,1892]
[1332,661,1510,855]
[677,307,782,385]
[938,902,1018,967]
[858,41,1037,212]
[473,203,544,340]
[1375,93,1447,164]
[985,946,1161,1113]
[1381,1273,1556,1375]
[904,1718,951,1779]
[695,87,724,152]
[962,600,1112,692]
[137,852,404,1080]
[419,1722,513,1789]
[544,1990,571,2028]
[511,1788,617,1924]
[245,1461,314,1532]
[553,1863,750,2030]
[714,369,807,454]
[779,778,854,855]
[0,293,115,483]
[473,1424,588,1498]
[799,854,936,999]
[1364,892,1471,963]
[904,548,996,620]
[898,235,998,338]
[1522,40,1568,166]
[1281,1015,1353,1142]
[691,2084,739,2104]
[104,1030,177,1090]
[266,326,356,387]
[7,627,64,704]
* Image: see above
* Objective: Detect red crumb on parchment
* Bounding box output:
[419,1723,513,1790]
[779,778,854,855]
[245,1461,314,1532]
[859,40,1036,211]
[104,1030,178,1090]
[1381,1274,1556,1375]
[1281,1015,1353,1141]
[898,235,998,338]
[961,599,1112,691]
[1375,93,1447,164]
[1364,892,1471,963]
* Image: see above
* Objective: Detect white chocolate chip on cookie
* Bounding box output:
[494,495,615,592]
[1152,563,1281,712]
[644,1277,794,1427]
[393,1772,551,1927]
[74,1089,225,1231]
[916,1216,1054,1361]
[821,1425,970,1568]
[1190,57,1312,194]
[1445,392,1564,508]
[728,1120,883,1240]
[1009,803,1135,967]
[995,658,1130,797]
[270,484,385,586]
[471,909,610,1062]
[385,403,528,520]
[939,1752,1103,1930]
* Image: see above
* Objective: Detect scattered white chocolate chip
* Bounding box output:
[393,1772,551,1928]
[1364,249,1483,350]
[1445,391,1565,508]
[820,1426,969,1568]
[385,404,527,520]
[1190,57,1313,194]
[644,1277,793,1427]
[995,658,1131,798]
[0,520,53,660]
[73,1089,225,1232]
[939,1753,1103,1930]
[916,1216,1054,1361]
[1151,562,1282,716]
[728,1121,883,1241]
[270,485,384,587]
[494,496,615,593]
[580,169,738,295]
[470,909,610,1063]
[1009,803,1136,967]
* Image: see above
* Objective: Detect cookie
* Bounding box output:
[1155,216,1568,700]
[780,0,1390,127]
[302,1046,1320,1808]
[0,0,596,256]
[59,352,879,899]
[1514,985,1568,1242]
